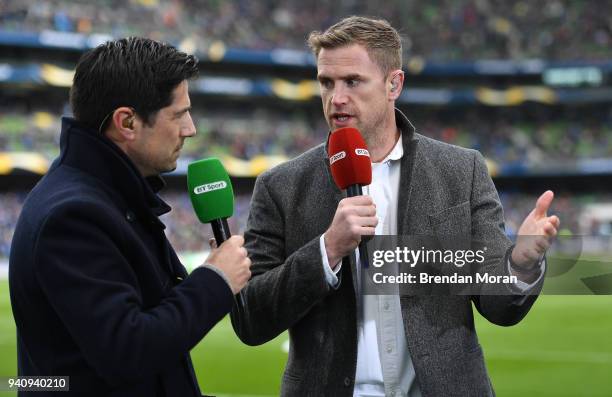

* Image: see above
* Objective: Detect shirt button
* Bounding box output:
[343,377,351,387]
[125,210,135,222]
[386,345,393,353]
[383,302,390,310]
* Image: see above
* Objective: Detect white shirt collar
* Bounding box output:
[375,133,404,164]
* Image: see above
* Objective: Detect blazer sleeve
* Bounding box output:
[231,172,334,346]
[33,201,233,385]
[468,150,543,326]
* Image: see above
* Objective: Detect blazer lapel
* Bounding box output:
[397,116,422,236]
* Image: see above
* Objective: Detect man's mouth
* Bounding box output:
[331,113,353,124]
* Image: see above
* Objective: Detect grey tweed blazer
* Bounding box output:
[231,109,542,396]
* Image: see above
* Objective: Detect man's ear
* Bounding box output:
[105,107,137,143]
[388,70,404,100]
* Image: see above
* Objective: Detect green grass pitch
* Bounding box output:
[0,280,610,396]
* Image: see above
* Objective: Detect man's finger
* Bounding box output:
[549,215,560,229]
[354,215,379,227]
[535,237,550,252]
[534,190,554,219]
[359,226,377,236]
[347,205,377,217]
[342,195,375,206]
[543,223,558,237]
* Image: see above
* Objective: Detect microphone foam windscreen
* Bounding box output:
[327,127,372,189]
[187,157,234,223]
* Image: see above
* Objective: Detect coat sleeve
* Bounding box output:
[33,201,233,385]
[230,172,334,346]
[468,150,543,326]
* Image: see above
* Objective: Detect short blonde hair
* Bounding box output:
[307,16,402,77]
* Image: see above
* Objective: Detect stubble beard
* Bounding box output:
[359,110,389,151]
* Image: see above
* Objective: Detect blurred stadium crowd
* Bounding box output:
[0,190,607,259]
[2,105,611,166]
[1,0,610,61]
[1,0,611,260]
[3,103,610,258]
[0,107,326,162]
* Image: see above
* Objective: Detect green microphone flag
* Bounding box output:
[187,158,234,244]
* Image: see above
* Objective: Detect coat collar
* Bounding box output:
[56,117,170,218]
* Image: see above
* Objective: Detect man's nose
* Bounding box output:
[182,113,196,137]
[331,86,348,107]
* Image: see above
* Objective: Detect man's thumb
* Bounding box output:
[534,190,554,218]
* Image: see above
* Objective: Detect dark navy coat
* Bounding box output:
[9,118,232,396]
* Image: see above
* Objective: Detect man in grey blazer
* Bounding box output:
[231,16,560,396]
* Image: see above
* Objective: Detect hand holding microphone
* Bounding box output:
[205,235,251,294]
[324,196,377,269]
[325,127,377,268]
[188,158,251,294]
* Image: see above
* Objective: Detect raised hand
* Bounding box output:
[511,190,560,269]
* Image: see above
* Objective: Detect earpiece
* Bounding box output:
[122,116,134,129]
[391,82,397,92]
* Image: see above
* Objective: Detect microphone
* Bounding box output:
[187,157,234,246]
[327,127,373,268]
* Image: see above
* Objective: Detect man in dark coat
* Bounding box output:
[9,37,251,396]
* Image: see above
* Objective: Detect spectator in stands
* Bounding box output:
[9,37,251,396]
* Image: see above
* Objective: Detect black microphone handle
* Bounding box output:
[346,184,369,268]
[211,218,231,246]
[346,184,363,197]
[209,218,246,306]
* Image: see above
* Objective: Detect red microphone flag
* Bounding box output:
[327,127,372,189]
